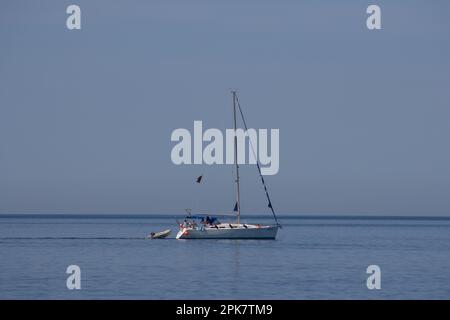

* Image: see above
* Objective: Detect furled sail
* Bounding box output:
[235,94,281,227]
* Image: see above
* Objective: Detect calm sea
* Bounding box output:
[0,214,449,299]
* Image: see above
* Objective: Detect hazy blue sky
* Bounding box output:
[1,1,449,215]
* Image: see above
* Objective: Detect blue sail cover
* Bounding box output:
[186,215,219,224]
[187,215,206,220]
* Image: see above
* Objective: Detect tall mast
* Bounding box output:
[232,91,241,224]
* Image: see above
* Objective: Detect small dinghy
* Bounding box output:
[148,229,171,239]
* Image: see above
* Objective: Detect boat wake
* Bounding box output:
[0,236,151,240]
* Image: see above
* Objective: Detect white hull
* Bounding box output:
[176,224,278,240]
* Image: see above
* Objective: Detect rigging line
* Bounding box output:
[234,94,281,227]
[231,165,237,213]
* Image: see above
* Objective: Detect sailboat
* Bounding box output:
[176,91,281,240]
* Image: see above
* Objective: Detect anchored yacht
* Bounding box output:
[176,91,281,240]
